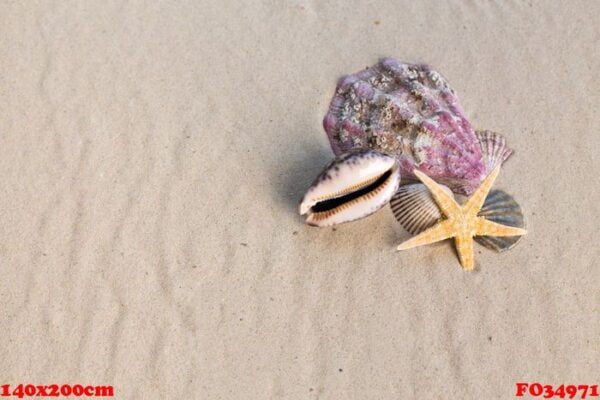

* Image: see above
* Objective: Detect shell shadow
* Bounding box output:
[273,140,333,215]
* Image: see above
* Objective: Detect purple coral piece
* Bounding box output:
[323,58,489,195]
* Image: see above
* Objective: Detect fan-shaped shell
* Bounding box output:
[476,130,513,172]
[475,189,525,252]
[390,183,453,235]
[391,184,525,252]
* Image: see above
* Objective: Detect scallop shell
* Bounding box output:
[391,184,524,252]
[475,189,525,252]
[476,130,513,172]
[390,183,453,235]
[323,58,514,196]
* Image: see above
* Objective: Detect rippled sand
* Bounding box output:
[1,1,598,398]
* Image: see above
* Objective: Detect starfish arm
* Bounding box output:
[413,169,461,217]
[396,219,454,251]
[475,217,528,237]
[455,235,475,271]
[465,166,501,216]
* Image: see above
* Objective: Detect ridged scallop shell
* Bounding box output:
[323,58,514,196]
[390,183,453,235]
[476,130,513,172]
[391,185,524,253]
[475,189,525,252]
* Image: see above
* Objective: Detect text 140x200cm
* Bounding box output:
[0,384,113,398]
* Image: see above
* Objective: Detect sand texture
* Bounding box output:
[1,1,598,398]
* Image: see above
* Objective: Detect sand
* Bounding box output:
[1,1,598,398]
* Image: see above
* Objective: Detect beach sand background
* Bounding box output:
[1,1,598,398]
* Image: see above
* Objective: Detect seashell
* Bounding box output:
[391,184,525,252]
[476,130,513,173]
[322,58,514,196]
[299,149,401,227]
[390,183,453,235]
[475,189,525,252]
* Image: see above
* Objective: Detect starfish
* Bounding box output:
[396,166,527,271]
